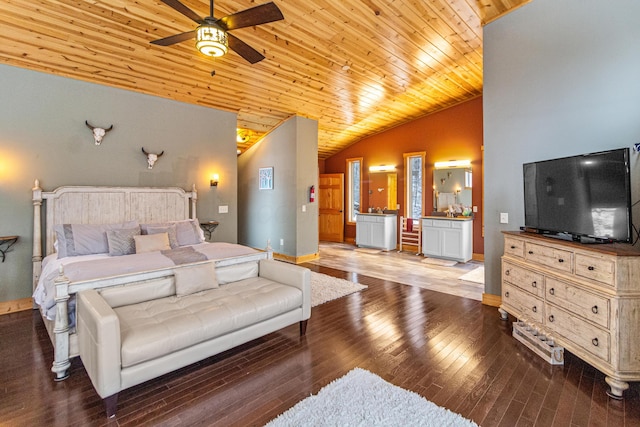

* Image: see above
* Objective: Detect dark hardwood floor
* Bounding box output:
[1,265,639,426]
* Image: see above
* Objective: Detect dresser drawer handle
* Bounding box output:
[549,288,555,295]
[504,291,510,298]
[588,266,595,271]
[592,338,599,347]
[505,269,510,276]
[558,258,564,263]
[528,250,534,255]
[531,281,537,288]
[532,306,537,313]
[548,315,554,322]
[510,245,516,249]
[592,305,598,314]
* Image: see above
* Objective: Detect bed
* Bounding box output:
[31,181,269,380]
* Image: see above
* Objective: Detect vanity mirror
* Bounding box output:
[433,165,472,213]
[368,171,397,212]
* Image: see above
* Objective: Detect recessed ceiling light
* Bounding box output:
[342,65,350,71]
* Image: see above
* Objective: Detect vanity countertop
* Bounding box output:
[357,212,397,217]
[422,215,473,221]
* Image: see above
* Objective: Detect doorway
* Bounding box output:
[319,173,344,242]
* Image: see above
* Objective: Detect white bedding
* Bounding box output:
[33,242,258,322]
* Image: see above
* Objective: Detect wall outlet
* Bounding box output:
[302,204,306,212]
[473,206,478,213]
[218,205,228,214]
[279,238,284,246]
[500,212,509,224]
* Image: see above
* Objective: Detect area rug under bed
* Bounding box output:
[264,368,478,426]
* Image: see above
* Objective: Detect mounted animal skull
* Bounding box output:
[141,147,164,169]
[85,121,113,145]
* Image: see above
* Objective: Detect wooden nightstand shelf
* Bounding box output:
[0,236,18,262]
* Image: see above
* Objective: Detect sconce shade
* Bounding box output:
[196,24,228,57]
[369,165,396,172]
[435,160,471,169]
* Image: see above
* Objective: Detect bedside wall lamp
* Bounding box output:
[210,174,219,187]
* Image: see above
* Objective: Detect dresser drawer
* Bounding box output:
[502,283,544,323]
[546,277,609,329]
[524,242,573,274]
[575,253,615,286]
[504,237,524,258]
[546,304,610,363]
[502,261,545,298]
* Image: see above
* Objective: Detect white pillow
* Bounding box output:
[174,262,218,297]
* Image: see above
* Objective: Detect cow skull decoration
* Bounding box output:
[141,147,164,169]
[85,121,113,145]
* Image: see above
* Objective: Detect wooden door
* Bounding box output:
[319,173,344,242]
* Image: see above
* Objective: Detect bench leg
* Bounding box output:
[104,393,119,418]
[299,319,308,336]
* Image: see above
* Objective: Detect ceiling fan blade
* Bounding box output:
[159,0,205,24]
[227,33,265,64]
[150,30,196,46]
[218,2,284,31]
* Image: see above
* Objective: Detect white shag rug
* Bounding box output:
[311,272,367,307]
[459,266,484,284]
[421,257,458,267]
[264,368,478,427]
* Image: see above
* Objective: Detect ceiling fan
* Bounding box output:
[150,0,284,64]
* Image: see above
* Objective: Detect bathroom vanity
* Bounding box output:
[421,216,473,262]
[356,213,397,251]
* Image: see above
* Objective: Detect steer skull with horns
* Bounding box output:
[85,121,113,145]
[141,147,164,169]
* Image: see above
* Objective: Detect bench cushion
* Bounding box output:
[115,277,303,367]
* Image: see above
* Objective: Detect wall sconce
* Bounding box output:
[369,165,396,172]
[210,174,219,187]
[435,160,471,169]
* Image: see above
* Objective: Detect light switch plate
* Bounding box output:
[500,212,509,224]
[218,205,229,214]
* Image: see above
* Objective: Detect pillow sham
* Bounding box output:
[141,219,204,246]
[174,262,218,297]
[134,233,171,253]
[146,224,179,249]
[54,220,139,259]
[107,227,141,256]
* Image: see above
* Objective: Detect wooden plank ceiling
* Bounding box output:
[0,0,529,158]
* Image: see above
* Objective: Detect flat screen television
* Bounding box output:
[523,148,632,243]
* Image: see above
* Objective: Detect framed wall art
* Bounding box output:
[259,167,274,190]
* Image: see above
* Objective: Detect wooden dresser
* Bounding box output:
[499,231,640,398]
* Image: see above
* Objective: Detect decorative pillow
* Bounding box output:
[107,227,141,256]
[146,224,179,249]
[134,233,171,253]
[173,219,203,246]
[141,219,204,246]
[54,220,139,259]
[174,262,218,297]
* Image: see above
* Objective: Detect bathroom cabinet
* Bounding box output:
[421,216,473,262]
[355,213,397,251]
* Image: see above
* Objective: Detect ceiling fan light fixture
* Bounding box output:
[196,25,228,57]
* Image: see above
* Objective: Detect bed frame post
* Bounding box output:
[32,180,43,293]
[51,266,71,381]
[191,184,197,219]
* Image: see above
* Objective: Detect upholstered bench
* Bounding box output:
[76,258,311,418]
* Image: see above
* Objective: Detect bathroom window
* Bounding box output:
[346,157,362,224]
[404,152,425,219]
